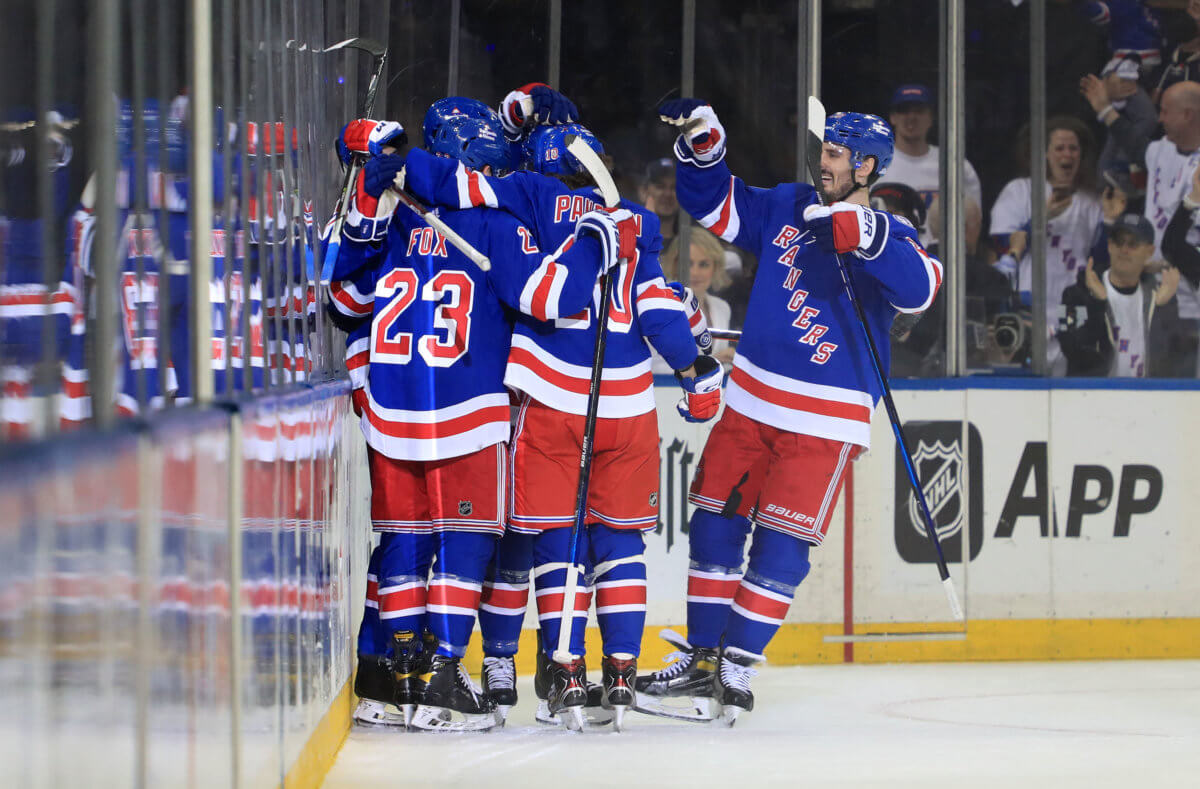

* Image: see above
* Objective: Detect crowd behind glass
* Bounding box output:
[3,0,1199,441]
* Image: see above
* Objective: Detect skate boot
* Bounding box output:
[352,653,406,727]
[715,645,763,727]
[633,629,719,722]
[410,654,497,732]
[534,650,613,727]
[481,655,517,726]
[601,655,637,731]
[543,655,588,731]
[390,630,425,727]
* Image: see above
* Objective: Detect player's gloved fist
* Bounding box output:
[605,207,640,263]
[575,209,628,274]
[658,99,726,165]
[802,202,886,259]
[675,354,723,423]
[337,119,407,165]
[500,83,578,137]
[362,153,406,199]
[667,281,714,355]
[351,388,368,418]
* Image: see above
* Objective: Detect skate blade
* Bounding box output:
[632,692,719,723]
[493,704,512,728]
[353,699,408,728]
[610,704,629,732]
[719,704,744,727]
[562,705,585,731]
[410,704,496,733]
[535,700,615,727]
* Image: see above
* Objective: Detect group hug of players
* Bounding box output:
[327,82,943,732]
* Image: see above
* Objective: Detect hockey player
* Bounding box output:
[329,111,632,731]
[399,121,724,730]
[636,99,942,724]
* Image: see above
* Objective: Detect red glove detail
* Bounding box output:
[829,207,862,254]
[351,388,367,418]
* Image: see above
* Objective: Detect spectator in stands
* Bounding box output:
[639,157,679,245]
[1152,0,1200,102]
[1058,213,1178,377]
[885,83,983,248]
[1159,161,1200,375]
[1080,57,1157,181]
[1096,79,1200,374]
[990,115,1104,374]
[655,227,735,370]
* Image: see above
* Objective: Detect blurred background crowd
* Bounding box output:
[3,0,1199,445]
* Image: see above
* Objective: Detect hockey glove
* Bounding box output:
[337,119,407,165]
[675,354,723,423]
[500,83,578,137]
[667,282,714,355]
[658,98,726,166]
[802,202,887,260]
[351,387,368,418]
[343,155,403,242]
[576,208,638,274]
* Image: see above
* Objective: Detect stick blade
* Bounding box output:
[565,134,620,208]
[322,36,387,58]
[805,96,826,191]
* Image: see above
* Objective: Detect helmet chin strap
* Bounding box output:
[824,178,868,205]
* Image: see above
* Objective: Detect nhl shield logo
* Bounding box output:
[649,491,658,507]
[457,500,473,516]
[908,440,963,542]
[894,421,983,564]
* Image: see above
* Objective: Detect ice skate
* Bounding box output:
[481,655,517,726]
[715,645,763,727]
[353,653,408,727]
[633,629,720,722]
[601,655,637,732]
[390,630,425,727]
[534,650,614,727]
[410,655,497,732]
[541,655,588,731]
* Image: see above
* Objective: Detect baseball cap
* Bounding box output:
[1110,213,1154,246]
[890,84,933,110]
[1101,56,1140,81]
[644,157,675,185]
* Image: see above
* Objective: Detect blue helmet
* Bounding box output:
[524,123,603,176]
[824,112,894,180]
[429,114,511,174]
[422,96,499,149]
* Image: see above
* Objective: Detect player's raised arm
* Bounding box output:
[483,207,634,322]
[659,98,778,254]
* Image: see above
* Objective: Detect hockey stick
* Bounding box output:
[804,96,962,621]
[551,134,622,665]
[321,38,388,281]
[390,185,491,271]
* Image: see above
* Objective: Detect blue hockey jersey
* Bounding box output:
[674,157,942,448]
[402,148,698,418]
[327,202,606,461]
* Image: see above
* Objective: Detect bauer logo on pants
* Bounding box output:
[894,421,983,563]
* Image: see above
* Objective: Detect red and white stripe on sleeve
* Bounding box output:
[697,175,742,243]
[893,237,944,315]
[519,256,570,321]
[634,277,686,316]
[328,279,374,320]
[454,163,499,209]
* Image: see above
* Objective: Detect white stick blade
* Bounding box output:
[565,135,620,207]
[944,577,964,621]
[807,95,826,140]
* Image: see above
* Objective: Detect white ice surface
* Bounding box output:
[323,660,1200,789]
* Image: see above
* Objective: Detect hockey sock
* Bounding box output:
[723,526,812,656]
[588,524,647,658]
[426,531,497,658]
[356,541,385,656]
[532,527,592,658]
[479,530,534,658]
[685,509,752,648]
[377,531,434,646]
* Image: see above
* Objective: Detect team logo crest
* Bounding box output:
[894,421,983,564]
[908,440,964,542]
[457,500,473,516]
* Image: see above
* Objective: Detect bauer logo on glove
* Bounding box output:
[802,202,888,260]
[675,354,724,423]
